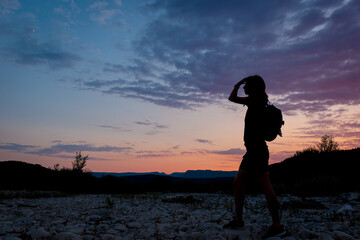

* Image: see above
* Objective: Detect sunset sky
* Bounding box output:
[1,0,359,173]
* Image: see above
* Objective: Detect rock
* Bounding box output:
[86,214,102,221]
[27,227,49,239]
[179,224,188,232]
[145,226,156,237]
[96,223,110,233]
[178,231,188,239]
[282,199,328,209]
[12,216,34,232]
[299,229,317,239]
[126,221,141,228]
[20,209,34,217]
[190,232,203,240]
[65,224,86,234]
[331,224,344,231]
[198,222,212,231]
[346,192,359,201]
[161,216,171,224]
[353,228,360,237]
[158,223,172,232]
[54,232,82,240]
[319,232,334,240]
[106,229,119,235]
[202,230,220,239]
[14,216,33,225]
[162,195,200,204]
[283,237,297,240]
[113,217,125,224]
[332,231,354,240]
[2,236,22,240]
[313,215,322,222]
[114,223,127,232]
[225,229,251,240]
[91,208,110,217]
[337,204,354,213]
[101,234,117,240]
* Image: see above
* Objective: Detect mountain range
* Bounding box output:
[1,147,359,195]
[91,170,238,179]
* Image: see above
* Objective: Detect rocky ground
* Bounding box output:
[0,192,359,240]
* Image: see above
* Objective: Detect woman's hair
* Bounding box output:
[244,75,269,105]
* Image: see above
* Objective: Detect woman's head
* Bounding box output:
[243,75,268,104]
[243,75,266,95]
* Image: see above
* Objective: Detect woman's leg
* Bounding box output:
[256,171,281,227]
[233,169,248,222]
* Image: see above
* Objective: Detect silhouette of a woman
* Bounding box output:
[224,75,285,239]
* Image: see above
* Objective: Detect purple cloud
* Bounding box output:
[103,63,127,73]
[195,139,213,144]
[84,79,126,88]
[1,8,82,70]
[98,125,131,132]
[0,0,21,11]
[134,120,168,130]
[6,37,82,69]
[90,9,120,24]
[101,79,211,109]
[134,120,152,126]
[30,144,132,155]
[87,0,360,115]
[290,117,360,148]
[212,148,246,156]
[135,150,174,158]
[178,148,245,156]
[0,142,133,157]
[88,1,109,10]
[0,143,37,152]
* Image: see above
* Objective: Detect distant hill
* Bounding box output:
[170,170,237,178]
[0,161,234,194]
[91,170,237,179]
[0,161,97,193]
[92,171,167,178]
[1,148,359,195]
[269,148,360,195]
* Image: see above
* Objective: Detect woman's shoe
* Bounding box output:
[262,224,286,239]
[223,219,244,230]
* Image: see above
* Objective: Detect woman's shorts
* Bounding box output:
[240,143,269,172]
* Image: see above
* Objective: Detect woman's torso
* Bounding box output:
[244,100,266,147]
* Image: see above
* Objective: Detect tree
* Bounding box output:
[294,146,319,157]
[72,152,88,172]
[316,135,339,152]
[53,163,60,171]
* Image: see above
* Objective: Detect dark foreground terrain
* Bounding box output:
[1,192,359,239]
[1,148,359,195]
[0,149,359,239]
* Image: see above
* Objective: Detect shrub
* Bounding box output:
[72,152,88,172]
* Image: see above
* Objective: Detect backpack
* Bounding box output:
[263,104,284,141]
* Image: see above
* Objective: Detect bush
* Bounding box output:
[72,152,88,172]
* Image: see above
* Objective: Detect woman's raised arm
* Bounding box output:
[228,79,247,104]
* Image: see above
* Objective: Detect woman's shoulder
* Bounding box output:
[247,97,267,107]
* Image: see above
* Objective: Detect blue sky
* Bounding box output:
[0,0,359,173]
